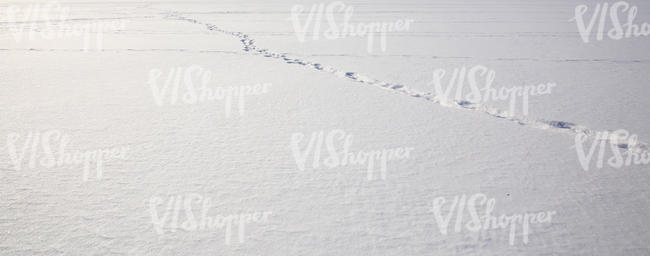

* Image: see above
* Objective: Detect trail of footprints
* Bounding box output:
[165,12,648,152]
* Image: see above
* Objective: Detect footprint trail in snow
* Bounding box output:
[165,12,648,152]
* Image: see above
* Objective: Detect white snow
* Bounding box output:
[0,0,649,255]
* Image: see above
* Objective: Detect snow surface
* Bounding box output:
[0,0,649,255]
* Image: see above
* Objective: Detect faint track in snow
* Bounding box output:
[164,12,648,152]
[0,48,245,54]
[0,16,155,25]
